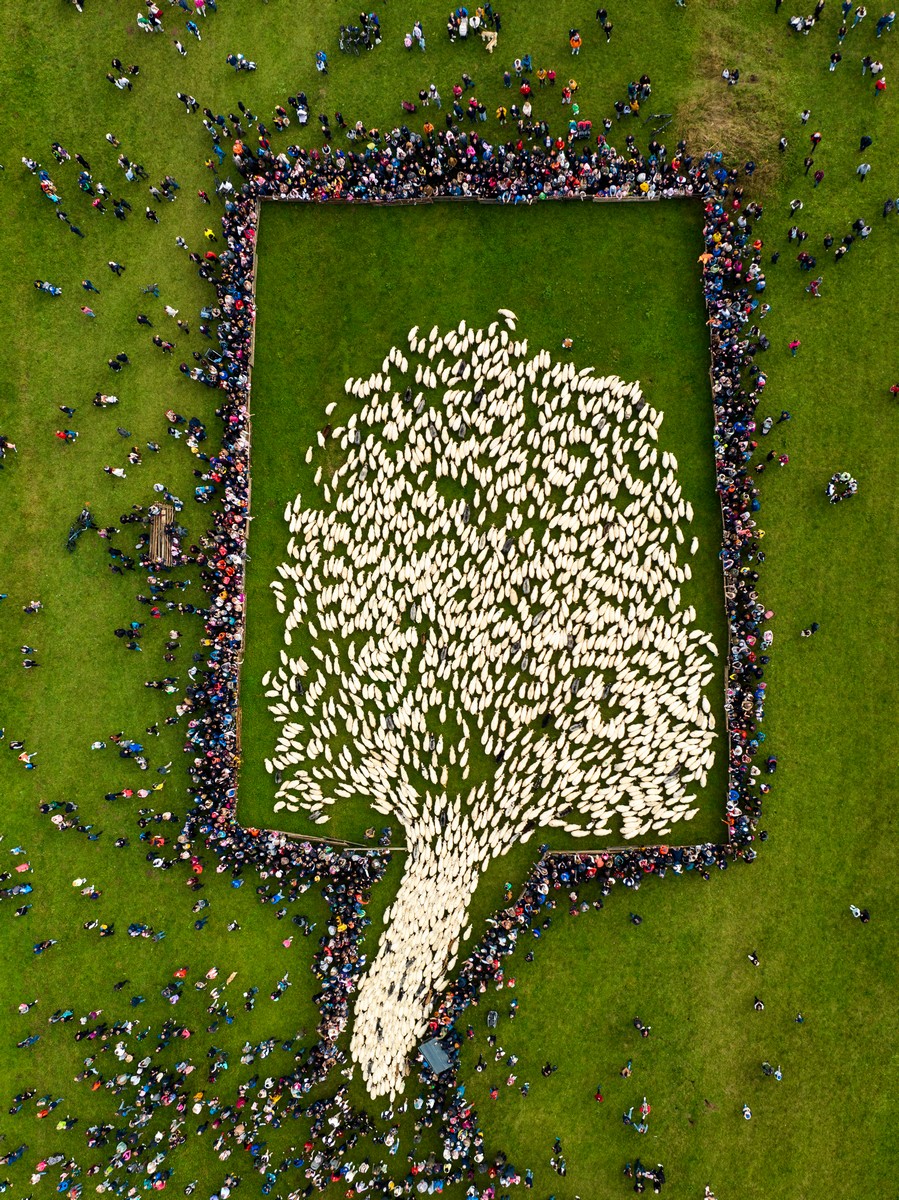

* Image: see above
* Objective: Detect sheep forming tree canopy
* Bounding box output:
[263,311,719,1097]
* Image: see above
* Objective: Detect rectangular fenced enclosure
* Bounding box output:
[239,199,728,853]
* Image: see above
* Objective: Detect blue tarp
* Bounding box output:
[420,1038,452,1075]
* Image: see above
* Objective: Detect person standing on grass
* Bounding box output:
[789,339,801,355]
[857,162,871,181]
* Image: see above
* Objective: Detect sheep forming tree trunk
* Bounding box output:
[351,815,482,1096]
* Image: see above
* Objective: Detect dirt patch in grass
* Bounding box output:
[682,0,790,194]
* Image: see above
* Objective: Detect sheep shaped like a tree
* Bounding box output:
[264,311,718,1097]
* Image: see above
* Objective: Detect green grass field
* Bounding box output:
[242,198,728,850]
[0,1,897,1196]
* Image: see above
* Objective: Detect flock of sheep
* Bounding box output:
[260,311,719,1096]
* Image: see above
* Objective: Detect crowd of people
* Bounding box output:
[4,138,781,1200]
[232,107,703,204]
[4,61,788,1200]
[123,88,776,1192]
[36,3,899,1191]
[825,471,858,503]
